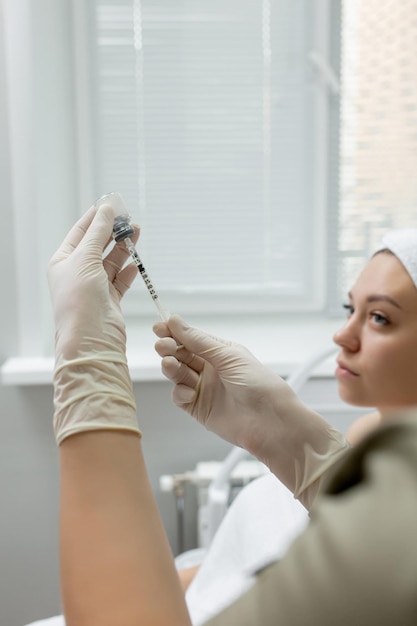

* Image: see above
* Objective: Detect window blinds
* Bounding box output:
[89,0,337,313]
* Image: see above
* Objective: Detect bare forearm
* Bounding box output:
[59,430,192,626]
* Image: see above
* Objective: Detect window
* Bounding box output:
[82,0,339,317]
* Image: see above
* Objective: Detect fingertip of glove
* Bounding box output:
[95,202,114,223]
[153,321,168,337]
[86,204,98,215]
[167,314,188,332]
[154,314,188,337]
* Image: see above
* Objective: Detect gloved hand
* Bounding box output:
[154,316,349,509]
[48,203,141,444]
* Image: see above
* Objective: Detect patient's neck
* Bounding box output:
[379,405,417,422]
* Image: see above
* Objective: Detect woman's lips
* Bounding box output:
[335,360,359,378]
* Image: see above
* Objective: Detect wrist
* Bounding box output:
[53,356,139,445]
[238,377,299,458]
[55,327,128,363]
[238,380,341,496]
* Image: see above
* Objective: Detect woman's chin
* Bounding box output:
[337,386,372,408]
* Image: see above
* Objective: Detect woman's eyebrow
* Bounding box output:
[347,292,402,309]
[367,294,402,309]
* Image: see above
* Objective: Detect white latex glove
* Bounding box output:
[48,203,141,444]
[154,316,350,509]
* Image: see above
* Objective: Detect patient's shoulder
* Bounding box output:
[326,414,417,496]
[345,411,381,445]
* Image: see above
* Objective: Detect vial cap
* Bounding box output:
[112,216,135,242]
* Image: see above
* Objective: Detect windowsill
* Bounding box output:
[0,314,342,386]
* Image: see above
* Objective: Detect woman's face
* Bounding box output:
[333,251,417,410]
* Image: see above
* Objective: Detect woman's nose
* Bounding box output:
[333,318,360,352]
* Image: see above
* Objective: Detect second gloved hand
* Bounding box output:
[154,316,350,509]
[154,316,296,450]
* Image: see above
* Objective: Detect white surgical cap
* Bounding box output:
[375,229,417,290]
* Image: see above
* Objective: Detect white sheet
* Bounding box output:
[185,472,309,625]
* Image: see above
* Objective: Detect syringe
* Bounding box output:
[95,192,170,322]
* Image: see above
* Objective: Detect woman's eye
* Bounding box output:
[372,312,389,326]
[342,303,354,317]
